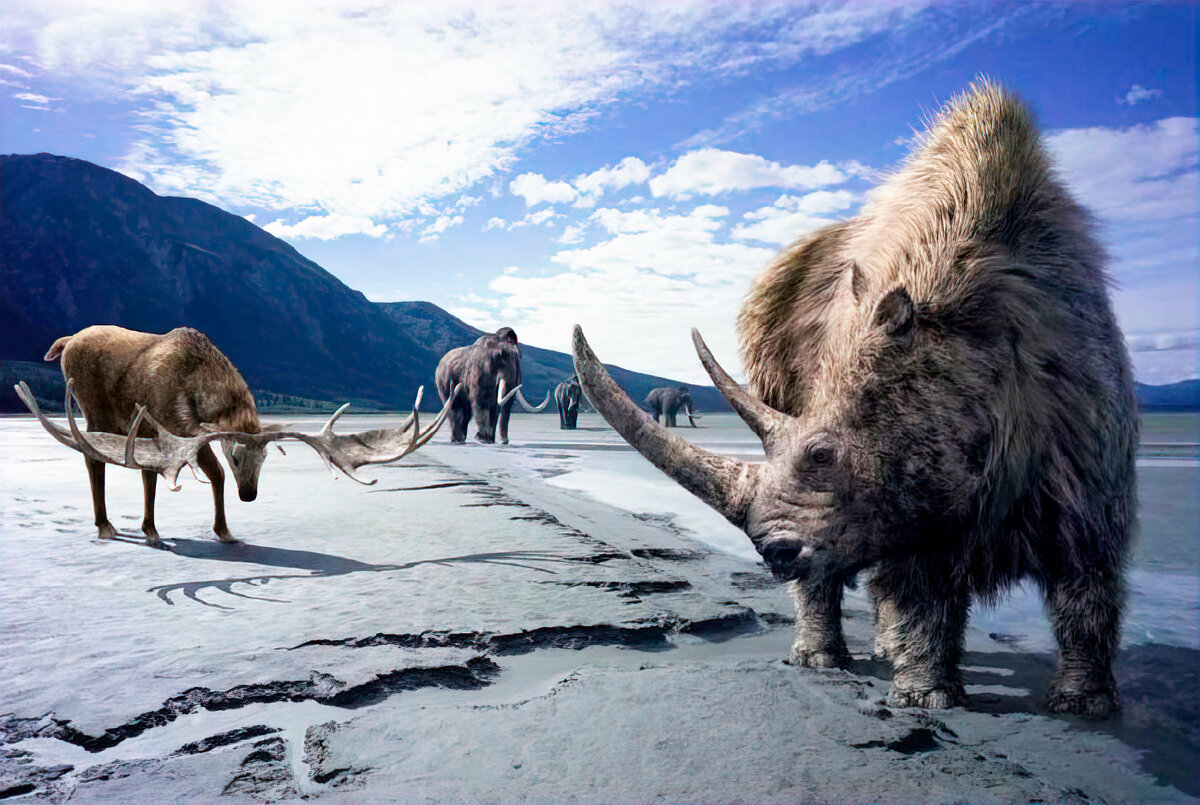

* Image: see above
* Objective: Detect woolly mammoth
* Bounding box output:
[644,386,697,428]
[573,83,1136,717]
[555,374,583,429]
[436,327,549,444]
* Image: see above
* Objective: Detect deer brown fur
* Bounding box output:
[46,325,269,545]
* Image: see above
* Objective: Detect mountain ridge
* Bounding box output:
[0,152,729,414]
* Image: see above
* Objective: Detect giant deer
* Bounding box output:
[22,325,455,546]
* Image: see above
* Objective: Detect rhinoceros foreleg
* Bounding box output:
[872,594,902,662]
[788,577,851,668]
[876,572,969,709]
[1043,565,1122,718]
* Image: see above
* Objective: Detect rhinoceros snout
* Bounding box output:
[761,541,812,582]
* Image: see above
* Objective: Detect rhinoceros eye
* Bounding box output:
[809,445,835,466]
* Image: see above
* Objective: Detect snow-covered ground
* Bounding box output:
[1,411,1196,802]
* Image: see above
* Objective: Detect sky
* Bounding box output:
[1,1,1196,385]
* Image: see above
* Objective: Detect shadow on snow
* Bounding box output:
[146,537,567,609]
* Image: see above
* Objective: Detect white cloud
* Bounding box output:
[1120,84,1162,106]
[649,149,846,198]
[1048,117,1197,225]
[263,213,386,241]
[12,91,57,104]
[480,204,773,382]
[509,209,561,229]
[510,173,578,207]
[733,213,831,245]
[1,1,935,235]
[558,224,585,244]
[0,63,34,78]
[453,194,482,210]
[1127,329,1199,353]
[574,156,651,196]
[731,189,856,243]
[483,217,506,231]
[418,214,465,243]
[680,4,1032,148]
[1048,118,1199,383]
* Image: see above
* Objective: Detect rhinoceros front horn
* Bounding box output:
[571,325,757,528]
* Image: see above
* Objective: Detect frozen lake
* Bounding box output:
[0,409,1196,801]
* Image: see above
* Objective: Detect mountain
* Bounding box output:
[1136,379,1200,410]
[0,153,728,414]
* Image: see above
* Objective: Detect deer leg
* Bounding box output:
[85,456,117,540]
[141,470,163,547]
[197,444,236,543]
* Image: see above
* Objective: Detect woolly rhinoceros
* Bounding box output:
[572,82,1136,718]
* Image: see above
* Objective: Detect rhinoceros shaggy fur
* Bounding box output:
[573,81,1136,717]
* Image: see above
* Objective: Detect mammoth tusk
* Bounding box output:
[691,329,791,441]
[571,325,757,527]
[498,379,521,407]
[515,387,551,413]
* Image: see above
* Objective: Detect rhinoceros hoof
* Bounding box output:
[789,646,851,669]
[889,683,967,709]
[1046,687,1118,718]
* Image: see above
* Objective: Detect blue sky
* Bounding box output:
[1,1,1196,385]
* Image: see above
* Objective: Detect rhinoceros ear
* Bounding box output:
[850,261,867,302]
[873,286,916,343]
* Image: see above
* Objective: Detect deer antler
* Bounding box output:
[15,380,458,487]
[257,384,461,485]
[62,379,231,490]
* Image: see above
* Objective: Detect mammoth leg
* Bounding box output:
[85,456,117,540]
[449,394,471,443]
[789,578,851,668]
[472,398,496,443]
[141,470,162,547]
[875,568,969,709]
[1043,563,1122,717]
[196,444,236,543]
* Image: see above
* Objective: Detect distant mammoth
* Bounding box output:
[644,386,698,428]
[555,374,582,429]
[573,83,1136,717]
[436,327,550,444]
